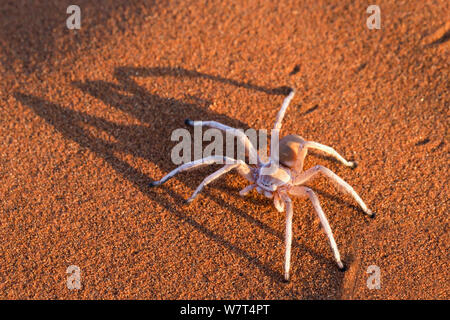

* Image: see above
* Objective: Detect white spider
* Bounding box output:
[150,89,374,281]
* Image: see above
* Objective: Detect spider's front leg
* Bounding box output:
[239,184,256,196]
[186,160,253,203]
[185,119,262,165]
[150,156,254,203]
[150,156,229,186]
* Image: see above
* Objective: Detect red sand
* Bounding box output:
[0,0,448,299]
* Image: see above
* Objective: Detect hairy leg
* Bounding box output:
[280,192,294,281]
[273,89,296,131]
[271,89,296,163]
[294,165,374,217]
[150,156,250,186]
[289,186,345,270]
[290,140,356,177]
[185,119,261,165]
[187,161,252,203]
[305,141,357,168]
[239,184,256,196]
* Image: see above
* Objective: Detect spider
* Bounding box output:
[150,88,374,281]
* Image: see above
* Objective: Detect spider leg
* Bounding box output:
[305,141,357,168]
[239,184,256,196]
[288,186,346,271]
[280,193,294,281]
[272,88,296,131]
[289,140,356,176]
[294,165,374,217]
[270,89,296,166]
[150,156,244,186]
[185,119,262,165]
[186,160,252,203]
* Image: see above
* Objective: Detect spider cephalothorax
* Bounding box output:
[150,89,374,281]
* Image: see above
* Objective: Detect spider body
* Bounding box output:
[256,164,291,192]
[151,89,374,281]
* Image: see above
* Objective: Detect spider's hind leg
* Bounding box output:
[289,186,346,271]
[294,165,374,218]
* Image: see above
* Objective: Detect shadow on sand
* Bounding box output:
[14,66,347,298]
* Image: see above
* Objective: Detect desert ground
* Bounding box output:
[0,0,448,299]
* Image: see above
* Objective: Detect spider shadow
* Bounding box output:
[0,2,153,74]
[14,66,345,297]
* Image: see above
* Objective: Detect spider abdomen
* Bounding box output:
[279,134,306,168]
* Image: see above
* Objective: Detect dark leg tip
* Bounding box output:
[282,278,290,283]
[365,209,376,219]
[149,181,159,187]
[350,161,358,169]
[185,118,193,126]
[338,264,347,272]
